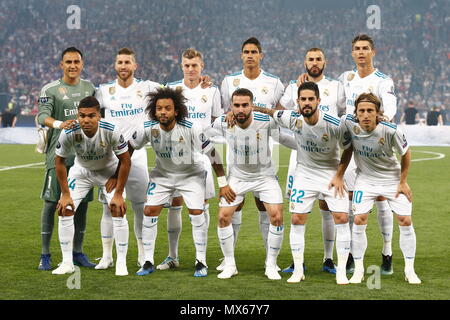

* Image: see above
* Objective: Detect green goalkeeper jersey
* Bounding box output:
[37,78,95,169]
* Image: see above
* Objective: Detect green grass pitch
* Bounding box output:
[0,144,449,300]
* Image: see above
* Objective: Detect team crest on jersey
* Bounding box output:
[74,134,82,143]
[323,89,329,96]
[233,79,240,87]
[56,141,61,149]
[119,135,125,143]
[201,95,207,103]
[261,87,268,95]
[347,73,355,81]
[132,131,137,139]
[353,126,361,134]
[378,138,385,146]
[151,129,160,138]
[256,131,261,140]
[295,119,303,130]
[109,87,116,95]
[136,90,143,99]
[179,136,185,143]
[322,134,329,142]
[100,141,107,148]
[199,133,206,143]
[59,87,67,95]
[290,202,295,211]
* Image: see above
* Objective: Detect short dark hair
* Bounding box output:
[78,96,100,111]
[61,47,83,60]
[306,47,325,58]
[241,37,262,53]
[118,47,135,56]
[231,88,254,104]
[297,81,320,99]
[146,87,188,122]
[352,34,375,50]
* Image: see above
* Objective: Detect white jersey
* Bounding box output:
[96,78,161,142]
[220,69,284,111]
[338,68,397,121]
[279,76,342,116]
[273,109,349,179]
[167,80,222,130]
[343,114,409,184]
[207,112,287,181]
[130,119,213,177]
[56,120,128,171]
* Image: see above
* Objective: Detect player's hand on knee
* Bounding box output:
[200,75,213,89]
[110,194,127,217]
[105,175,118,193]
[296,73,309,87]
[225,111,236,128]
[328,175,346,199]
[220,185,236,204]
[57,194,75,216]
[396,182,412,202]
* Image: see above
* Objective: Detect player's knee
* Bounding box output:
[188,209,203,216]
[353,214,367,225]
[171,196,183,206]
[144,206,159,216]
[333,213,348,224]
[397,215,411,226]
[291,213,307,225]
[59,210,74,217]
[218,214,231,228]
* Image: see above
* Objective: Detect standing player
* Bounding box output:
[339,93,420,284]
[280,48,343,274]
[95,48,161,269]
[338,34,397,274]
[130,87,228,277]
[220,37,284,267]
[207,88,296,280]
[158,48,222,271]
[37,47,96,270]
[52,96,131,276]
[255,82,352,285]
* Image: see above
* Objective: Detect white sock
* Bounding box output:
[167,206,182,259]
[351,224,367,261]
[218,225,235,266]
[259,211,270,251]
[131,202,144,260]
[399,225,416,272]
[100,204,114,260]
[320,209,335,260]
[58,216,74,265]
[142,216,158,264]
[112,216,129,265]
[376,200,393,256]
[190,213,207,265]
[335,222,351,270]
[266,224,284,267]
[204,203,210,248]
[290,224,305,270]
[231,210,242,247]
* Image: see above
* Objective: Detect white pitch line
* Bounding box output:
[411,151,446,162]
[0,162,45,171]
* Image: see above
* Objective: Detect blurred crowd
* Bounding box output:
[0,0,448,124]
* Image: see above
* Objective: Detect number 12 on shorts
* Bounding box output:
[147,182,156,196]
[290,189,305,203]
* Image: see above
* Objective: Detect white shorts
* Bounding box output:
[289,172,349,214]
[220,175,283,207]
[146,169,206,210]
[98,148,148,204]
[67,164,121,210]
[352,178,412,216]
[344,157,357,192]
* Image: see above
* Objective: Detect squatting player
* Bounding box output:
[219,37,284,270]
[206,88,297,280]
[339,93,421,285]
[37,47,96,270]
[130,87,228,278]
[53,96,131,276]
[255,82,352,285]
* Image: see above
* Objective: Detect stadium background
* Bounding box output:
[1,0,449,302]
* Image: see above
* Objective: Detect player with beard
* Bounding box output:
[279,48,343,274]
[254,82,352,285]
